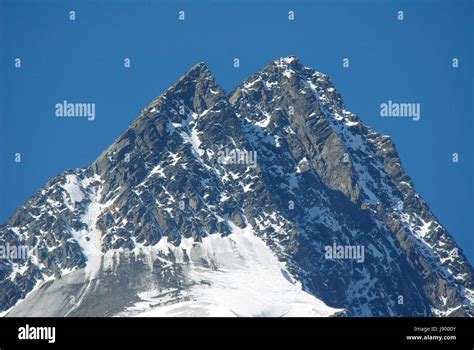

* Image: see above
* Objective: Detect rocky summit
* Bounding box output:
[1,56,473,317]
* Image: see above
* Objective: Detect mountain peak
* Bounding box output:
[149,61,226,115]
[182,62,214,81]
[279,55,300,64]
[271,55,304,72]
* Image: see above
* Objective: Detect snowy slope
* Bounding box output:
[125,222,340,317]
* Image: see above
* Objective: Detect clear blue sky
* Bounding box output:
[1,0,473,263]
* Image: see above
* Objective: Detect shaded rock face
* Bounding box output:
[1,56,473,317]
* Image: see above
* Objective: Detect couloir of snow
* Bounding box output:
[127,221,342,317]
[68,174,105,279]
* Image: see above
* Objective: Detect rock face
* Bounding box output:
[1,56,473,317]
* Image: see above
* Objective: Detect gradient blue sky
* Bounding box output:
[1,0,473,262]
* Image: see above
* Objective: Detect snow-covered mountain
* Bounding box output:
[1,56,473,317]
